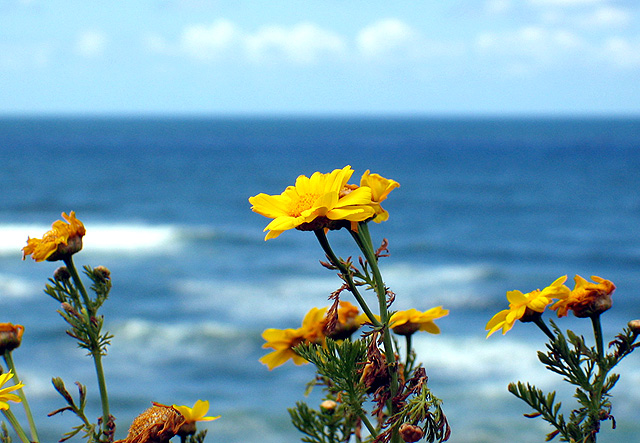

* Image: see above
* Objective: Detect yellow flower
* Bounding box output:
[0,323,24,354]
[22,211,86,262]
[551,275,616,318]
[486,276,570,338]
[390,307,449,336]
[0,371,24,410]
[249,166,375,240]
[260,307,328,370]
[173,400,220,424]
[359,170,400,223]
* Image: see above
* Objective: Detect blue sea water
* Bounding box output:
[0,116,639,442]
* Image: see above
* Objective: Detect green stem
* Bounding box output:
[351,223,400,443]
[404,334,413,379]
[533,317,556,342]
[591,314,605,361]
[313,230,380,328]
[63,257,111,434]
[3,352,39,442]
[359,413,378,439]
[92,351,111,431]
[63,257,93,316]
[2,409,31,443]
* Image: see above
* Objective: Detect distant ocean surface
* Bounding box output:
[1,116,639,442]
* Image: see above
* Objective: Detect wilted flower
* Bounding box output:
[249,166,375,240]
[390,307,449,336]
[0,323,24,354]
[552,275,616,318]
[22,211,86,262]
[486,276,570,337]
[0,371,24,411]
[325,301,363,340]
[114,403,184,443]
[359,169,400,223]
[173,400,220,436]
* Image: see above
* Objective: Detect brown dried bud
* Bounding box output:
[0,323,24,353]
[399,423,424,442]
[628,319,640,335]
[93,265,111,282]
[53,266,71,281]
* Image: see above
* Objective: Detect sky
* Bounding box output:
[1,0,639,116]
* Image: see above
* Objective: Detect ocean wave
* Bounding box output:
[0,273,40,299]
[380,263,499,308]
[0,223,215,256]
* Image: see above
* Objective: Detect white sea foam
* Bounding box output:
[381,263,496,308]
[0,223,187,256]
[0,273,39,299]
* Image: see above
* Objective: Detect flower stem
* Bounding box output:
[591,314,605,361]
[63,257,111,435]
[533,317,555,342]
[2,409,31,443]
[3,351,39,442]
[313,230,380,328]
[63,257,93,316]
[351,223,400,443]
[359,413,378,439]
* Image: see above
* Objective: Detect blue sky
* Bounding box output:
[1,0,639,116]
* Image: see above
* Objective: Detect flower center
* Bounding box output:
[289,193,320,217]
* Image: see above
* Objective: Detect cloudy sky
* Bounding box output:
[1,0,639,116]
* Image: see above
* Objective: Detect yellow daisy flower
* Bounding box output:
[173,400,220,423]
[249,166,375,240]
[0,371,24,410]
[22,211,86,262]
[260,307,328,370]
[390,307,449,336]
[359,170,400,223]
[486,276,570,338]
[551,275,616,318]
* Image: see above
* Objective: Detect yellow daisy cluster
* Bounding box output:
[486,275,617,337]
[249,166,399,240]
[22,211,86,262]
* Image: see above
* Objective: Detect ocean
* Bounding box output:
[0,116,639,442]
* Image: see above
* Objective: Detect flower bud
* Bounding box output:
[320,400,337,412]
[54,266,71,281]
[628,319,640,336]
[0,323,24,353]
[399,423,424,442]
[93,266,111,282]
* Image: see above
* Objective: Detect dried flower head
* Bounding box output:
[552,275,616,318]
[115,403,184,443]
[0,323,24,354]
[22,211,86,262]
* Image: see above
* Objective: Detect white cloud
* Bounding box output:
[600,37,640,68]
[76,30,107,58]
[477,25,582,56]
[576,6,632,28]
[179,19,240,61]
[485,0,512,14]
[528,0,604,6]
[245,22,346,64]
[356,19,421,60]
